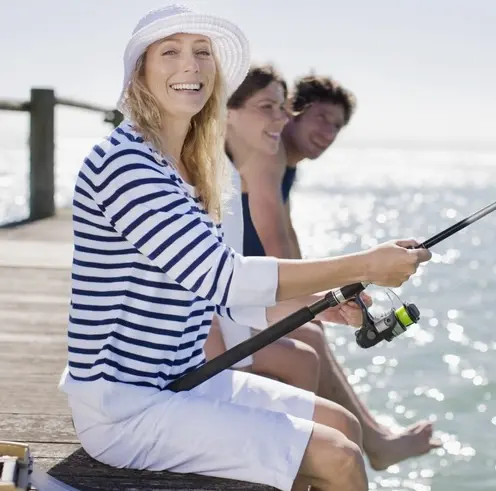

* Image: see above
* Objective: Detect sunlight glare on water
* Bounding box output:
[293,148,496,491]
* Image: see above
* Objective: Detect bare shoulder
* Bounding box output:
[242,146,288,188]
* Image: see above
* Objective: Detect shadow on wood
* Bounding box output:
[45,447,279,491]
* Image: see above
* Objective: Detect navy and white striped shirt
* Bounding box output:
[62,121,278,391]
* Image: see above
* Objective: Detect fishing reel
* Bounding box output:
[354,291,420,348]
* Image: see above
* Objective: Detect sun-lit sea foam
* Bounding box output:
[1,140,496,490]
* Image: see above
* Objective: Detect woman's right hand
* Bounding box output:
[364,239,431,287]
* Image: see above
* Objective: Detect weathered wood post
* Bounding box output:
[29,88,55,221]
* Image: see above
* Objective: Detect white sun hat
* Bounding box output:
[117,4,250,113]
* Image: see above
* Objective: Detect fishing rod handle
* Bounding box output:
[167,305,316,392]
[167,283,368,392]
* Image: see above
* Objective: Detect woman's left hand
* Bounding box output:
[316,292,373,327]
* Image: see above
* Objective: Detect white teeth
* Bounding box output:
[171,83,201,91]
[267,132,280,138]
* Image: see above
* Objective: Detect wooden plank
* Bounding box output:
[0,240,73,268]
[56,97,112,114]
[35,472,277,491]
[0,267,70,295]
[0,414,76,442]
[0,324,67,338]
[40,473,277,490]
[0,373,68,415]
[0,99,29,111]
[0,292,69,306]
[30,443,279,490]
[0,337,66,352]
[36,449,277,491]
[0,397,68,416]
[30,442,80,458]
[0,362,65,377]
[0,209,73,242]
[0,302,68,320]
[0,302,68,316]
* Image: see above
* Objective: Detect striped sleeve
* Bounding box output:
[86,146,278,310]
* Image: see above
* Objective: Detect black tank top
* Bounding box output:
[242,166,297,256]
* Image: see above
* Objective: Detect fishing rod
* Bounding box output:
[167,199,496,392]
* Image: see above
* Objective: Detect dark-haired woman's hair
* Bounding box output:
[227,64,287,109]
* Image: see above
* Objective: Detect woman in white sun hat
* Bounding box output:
[58,4,431,491]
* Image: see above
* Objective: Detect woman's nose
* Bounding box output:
[182,52,200,73]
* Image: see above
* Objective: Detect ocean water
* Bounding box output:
[291,148,496,491]
[1,140,496,490]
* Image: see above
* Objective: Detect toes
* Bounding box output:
[429,437,443,449]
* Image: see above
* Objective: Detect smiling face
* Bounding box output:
[227,81,289,155]
[289,102,345,159]
[143,32,217,120]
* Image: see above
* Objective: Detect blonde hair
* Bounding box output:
[121,51,230,222]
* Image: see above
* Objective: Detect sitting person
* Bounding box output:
[205,64,370,395]
[206,64,441,471]
[59,5,431,491]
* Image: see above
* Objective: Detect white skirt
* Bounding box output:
[68,369,315,491]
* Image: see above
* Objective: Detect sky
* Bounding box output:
[1,0,496,149]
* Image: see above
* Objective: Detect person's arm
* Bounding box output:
[88,145,430,322]
[87,145,278,320]
[284,199,303,259]
[242,154,294,259]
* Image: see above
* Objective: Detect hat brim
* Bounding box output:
[117,12,250,113]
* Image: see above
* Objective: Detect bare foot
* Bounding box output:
[365,420,442,471]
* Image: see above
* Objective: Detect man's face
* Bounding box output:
[290,102,346,159]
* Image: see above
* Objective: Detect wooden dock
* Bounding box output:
[0,211,276,490]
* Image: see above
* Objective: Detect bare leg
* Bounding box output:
[247,335,319,392]
[203,316,227,359]
[287,321,441,470]
[296,395,368,491]
[293,391,365,491]
[205,319,321,491]
[205,318,365,490]
[204,317,320,393]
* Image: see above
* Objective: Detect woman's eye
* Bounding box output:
[162,49,177,56]
[197,50,211,56]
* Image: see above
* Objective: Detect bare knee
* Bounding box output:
[300,425,368,491]
[294,342,320,380]
[294,322,326,352]
[251,337,320,392]
[313,397,363,449]
[335,408,362,450]
[286,341,320,392]
[341,409,362,450]
[327,439,367,491]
